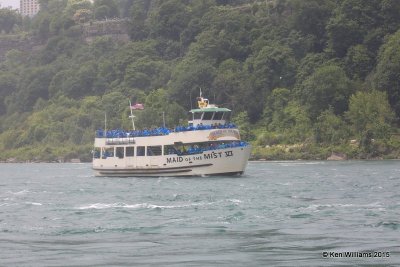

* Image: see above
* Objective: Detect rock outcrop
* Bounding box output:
[327,152,347,161]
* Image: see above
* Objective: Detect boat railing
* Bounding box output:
[105,137,135,145]
[174,123,236,132]
[95,123,238,139]
[96,128,170,139]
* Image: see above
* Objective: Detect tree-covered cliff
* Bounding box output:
[1,0,400,161]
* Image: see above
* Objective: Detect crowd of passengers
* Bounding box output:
[95,123,237,138]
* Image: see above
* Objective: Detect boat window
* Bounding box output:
[213,112,224,120]
[147,146,162,156]
[137,146,145,156]
[116,147,124,159]
[93,148,101,159]
[126,146,134,157]
[194,112,202,120]
[203,112,213,120]
[103,147,114,158]
[164,145,178,155]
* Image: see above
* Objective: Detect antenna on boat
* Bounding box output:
[104,112,107,137]
[129,100,136,131]
[162,111,166,128]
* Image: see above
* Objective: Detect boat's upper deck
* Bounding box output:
[96,123,237,139]
[94,92,242,147]
[94,123,241,147]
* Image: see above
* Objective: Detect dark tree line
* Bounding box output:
[0,0,400,160]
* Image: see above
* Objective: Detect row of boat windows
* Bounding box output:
[93,145,165,159]
[93,141,247,159]
[193,111,225,120]
[93,145,191,159]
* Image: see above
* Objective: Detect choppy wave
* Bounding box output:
[375,221,400,230]
[1,161,400,266]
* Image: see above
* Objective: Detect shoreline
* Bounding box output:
[1,158,400,164]
[1,145,399,163]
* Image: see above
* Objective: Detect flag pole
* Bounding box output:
[129,100,135,131]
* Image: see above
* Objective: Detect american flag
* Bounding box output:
[130,103,144,110]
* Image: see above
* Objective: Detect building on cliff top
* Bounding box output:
[20,0,39,17]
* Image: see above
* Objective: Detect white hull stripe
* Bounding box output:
[93,163,213,174]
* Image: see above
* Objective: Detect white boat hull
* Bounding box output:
[93,146,251,177]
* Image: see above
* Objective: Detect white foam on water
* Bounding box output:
[23,226,44,231]
[25,202,42,206]
[10,189,30,195]
[299,202,383,212]
[277,161,326,167]
[227,199,242,204]
[76,201,214,210]
[277,182,292,186]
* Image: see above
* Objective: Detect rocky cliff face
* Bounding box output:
[0,35,41,61]
[82,19,130,43]
[0,19,130,61]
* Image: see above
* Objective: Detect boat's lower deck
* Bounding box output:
[93,146,251,177]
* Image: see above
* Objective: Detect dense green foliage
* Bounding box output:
[0,0,400,161]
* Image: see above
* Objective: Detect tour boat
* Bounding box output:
[92,93,251,177]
